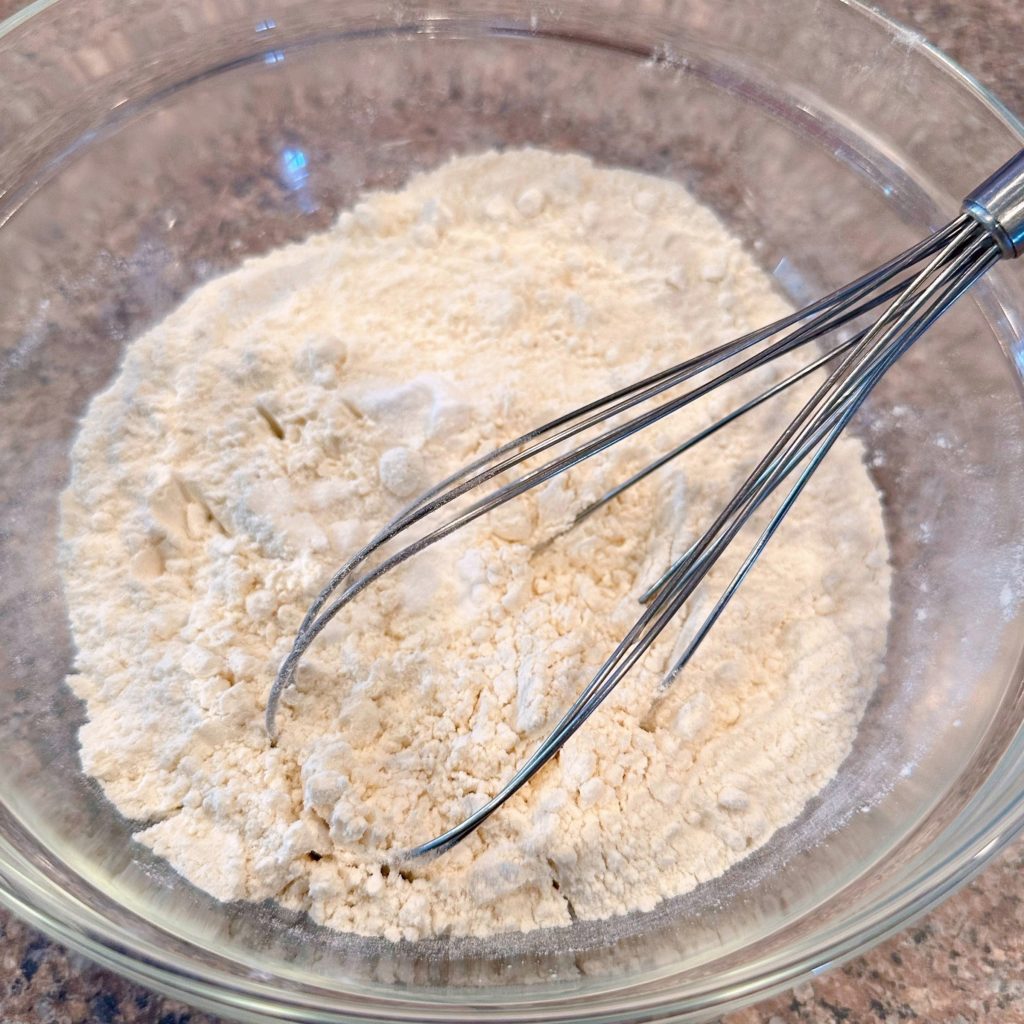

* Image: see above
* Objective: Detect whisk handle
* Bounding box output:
[963,148,1024,258]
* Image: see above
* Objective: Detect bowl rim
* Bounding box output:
[1,0,1023,1020]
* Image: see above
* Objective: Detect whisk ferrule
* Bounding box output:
[963,148,1024,258]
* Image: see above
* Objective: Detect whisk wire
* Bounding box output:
[262,142,1024,857]
[282,219,965,646]
[619,224,1000,691]
[403,220,1000,857]
[661,233,1000,690]
[266,221,977,732]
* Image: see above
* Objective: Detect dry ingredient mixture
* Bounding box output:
[60,149,891,941]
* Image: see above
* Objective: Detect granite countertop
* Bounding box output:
[1,1,1023,1022]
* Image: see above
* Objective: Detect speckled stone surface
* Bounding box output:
[1,1,1023,1022]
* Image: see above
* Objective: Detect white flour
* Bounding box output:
[60,149,891,941]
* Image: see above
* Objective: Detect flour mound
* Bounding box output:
[60,149,890,941]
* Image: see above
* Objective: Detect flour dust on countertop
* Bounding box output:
[59,149,891,942]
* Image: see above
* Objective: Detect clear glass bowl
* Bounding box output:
[1,0,1023,1021]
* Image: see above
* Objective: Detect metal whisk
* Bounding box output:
[266,149,1024,858]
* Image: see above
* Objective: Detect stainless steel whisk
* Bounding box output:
[266,149,1024,858]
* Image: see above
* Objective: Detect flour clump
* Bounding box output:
[60,149,891,941]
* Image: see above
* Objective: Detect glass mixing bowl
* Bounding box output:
[2,0,1024,1020]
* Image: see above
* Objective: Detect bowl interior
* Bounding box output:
[1,0,1024,1017]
